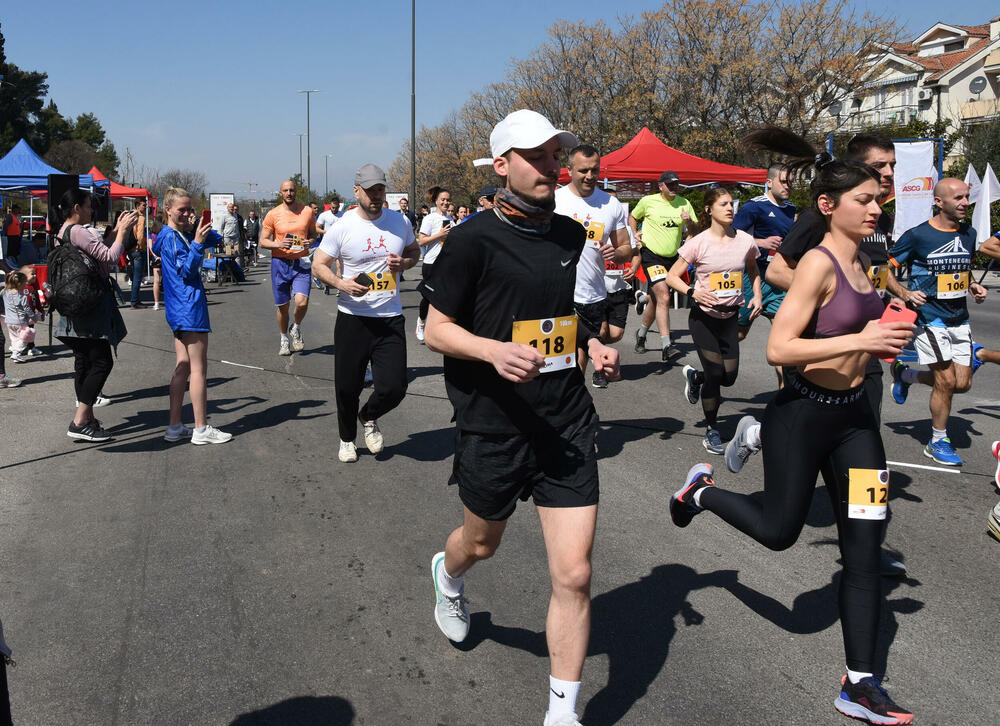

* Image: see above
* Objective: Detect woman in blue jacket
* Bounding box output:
[154,187,232,445]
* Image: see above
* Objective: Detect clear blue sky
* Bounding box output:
[2,1,991,201]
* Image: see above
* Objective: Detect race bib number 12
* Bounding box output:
[847,468,889,520]
[512,315,577,373]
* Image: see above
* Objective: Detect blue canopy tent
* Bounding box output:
[0,138,97,190]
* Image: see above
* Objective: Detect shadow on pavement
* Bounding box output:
[381,427,454,462]
[885,416,979,449]
[597,416,684,457]
[224,399,328,433]
[453,564,739,725]
[408,365,444,381]
[228,695,355,725]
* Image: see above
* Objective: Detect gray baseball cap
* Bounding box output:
[354,163,387,189]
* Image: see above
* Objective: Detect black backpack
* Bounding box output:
[48,224,108,318]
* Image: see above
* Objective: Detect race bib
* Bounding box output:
[709,270,742,298]
[647,264,668,282]
[847,468,889,520]
[936,271,969,300]
[582,220,605,249]
[605,259,629,276]
[511,315,577,373]
[365,270,397,300]
[868,265,889,294]
[285,233,306,252]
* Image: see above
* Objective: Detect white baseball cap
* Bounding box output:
[489,109,578,159]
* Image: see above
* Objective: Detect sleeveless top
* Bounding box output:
[806,246,884,338]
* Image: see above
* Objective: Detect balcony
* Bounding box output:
[961,98,1000,122]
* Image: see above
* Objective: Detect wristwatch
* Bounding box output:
[687,285,695,298]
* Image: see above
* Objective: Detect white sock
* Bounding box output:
[291,323,300,333]
[901,368,919,384]
[846,667,874,685]
[746,423,762,448]
[547,676,580,722]
[638,324,648,336]
[660,334,671,346]
[195,426,207,434]
[437,562,463,598]
[692,486,706,508]
[931,427,948,443]
[280,333,289,343]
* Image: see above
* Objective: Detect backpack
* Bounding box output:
[47,224,107,318]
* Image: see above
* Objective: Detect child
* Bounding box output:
[0,293,21,388]
[18,265,44,357]
[3,270,41,363]
[153,187,232,445]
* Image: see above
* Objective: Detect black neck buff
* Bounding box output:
[493,186,555,234]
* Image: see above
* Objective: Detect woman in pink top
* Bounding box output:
[666,187,761,453]
[52,189,139,442]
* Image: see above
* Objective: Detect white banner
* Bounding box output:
[970,163,1000,248]
[893,141,936,240]
[209,193,235,231]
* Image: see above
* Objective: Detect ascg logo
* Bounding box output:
[900,177,933,194]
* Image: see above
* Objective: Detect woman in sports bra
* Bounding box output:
[669,128,916,725]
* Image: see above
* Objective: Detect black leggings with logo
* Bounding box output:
[700,372,886,672]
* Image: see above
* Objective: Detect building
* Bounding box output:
[828,16,999,162]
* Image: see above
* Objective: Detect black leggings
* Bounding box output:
[689,306,739,426]
[334,313,408,441]
[59,337,113,406]
[700,373,886,672]
[418,263,434,321]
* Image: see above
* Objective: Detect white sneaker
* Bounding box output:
[26,348,43,357]
[339,440,358,462]
[544,713,582,726]
[164,423,194,442]
[75,395,111,408]
[153,304,161,311]
[278,337,291,356]
[289,325,304,352]
[988,501,1000,542]
[362,419,384,454]
[191,425,232,445]
[431,552,469,642]
[415,318,425,343]
[0,375,22,388]
[10,352,27,363]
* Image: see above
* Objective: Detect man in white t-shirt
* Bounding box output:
[554,145,632,388]
[603,184,642,377]
[313,164,420,463]
[316,199,343,234]
[414,188,453,342]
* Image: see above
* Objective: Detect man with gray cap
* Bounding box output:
[421,109,620,726]
[629,170,698,361]
[314,164,420,463]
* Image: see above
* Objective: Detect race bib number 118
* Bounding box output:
[512,315,578,373]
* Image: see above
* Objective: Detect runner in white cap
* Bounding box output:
[422,109,619,726]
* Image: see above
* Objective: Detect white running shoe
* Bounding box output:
[431,552,469,642]
[988,501,1000,542]
[191,426,233,445]
[278,338,291,356]
[725,415,761,474]
[10,352,27,363]
[362,419,384,454]
[26,348,43,357]
[415,318,425,343]
[163,423,194,442]
[289,325,304,352]
[339,440,358,462]
[0,375,22,388]
[544,714,583,726]
[75,395,111,408]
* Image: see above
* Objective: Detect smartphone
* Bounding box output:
[441,219,451,229]
[355,272,374,288]
[200,210,212,227]
[878,301,917,363]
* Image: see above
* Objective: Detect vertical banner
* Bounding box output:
[209,193,234,231]
[893,141,936,240]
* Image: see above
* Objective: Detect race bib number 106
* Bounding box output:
[512,315,578,373]
[937,271,969,300]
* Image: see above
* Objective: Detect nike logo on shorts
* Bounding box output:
[561,258,573,267]
[424,284,435,291]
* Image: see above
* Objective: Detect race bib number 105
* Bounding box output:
[512,315,578,373]
[709,270,742,298]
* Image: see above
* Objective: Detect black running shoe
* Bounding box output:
[592,370,608,389]
[682,365,701,404]
[834,675,913,725]
[662,344,682,363]
[67,419,112,442]
[634,329,647,354]
[670,463,714,528]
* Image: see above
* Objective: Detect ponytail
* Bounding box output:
[53,188,93,229]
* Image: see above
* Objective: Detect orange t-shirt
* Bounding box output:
[262,203,315,260]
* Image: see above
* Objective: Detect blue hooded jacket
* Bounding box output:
[153,225,222,332]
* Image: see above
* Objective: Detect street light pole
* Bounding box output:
[324,154,333,198]
[297,89,320,197]
[294,133,305,179]
[410,0,416,212]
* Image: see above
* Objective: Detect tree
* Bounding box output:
[44,139,99,174]
[0,23,50,153]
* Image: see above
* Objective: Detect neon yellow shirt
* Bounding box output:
[631,193,697,257]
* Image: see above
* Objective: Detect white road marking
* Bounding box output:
[220,360,264,370]
[886,459,961,474]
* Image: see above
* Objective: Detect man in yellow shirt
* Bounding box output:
[628,171,698,361]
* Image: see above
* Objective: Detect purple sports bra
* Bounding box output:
[806,246,884,338]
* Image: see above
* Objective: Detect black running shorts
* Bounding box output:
[450,407,600,521]
[603,289,630,329]
[640,248,676,286]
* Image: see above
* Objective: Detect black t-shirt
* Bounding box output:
[421,209,595,434]
[778,206,892,264]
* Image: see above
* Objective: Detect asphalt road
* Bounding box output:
[1,261,998,726]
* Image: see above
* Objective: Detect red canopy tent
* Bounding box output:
[87,166,149,199]
[558,127,767,186]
